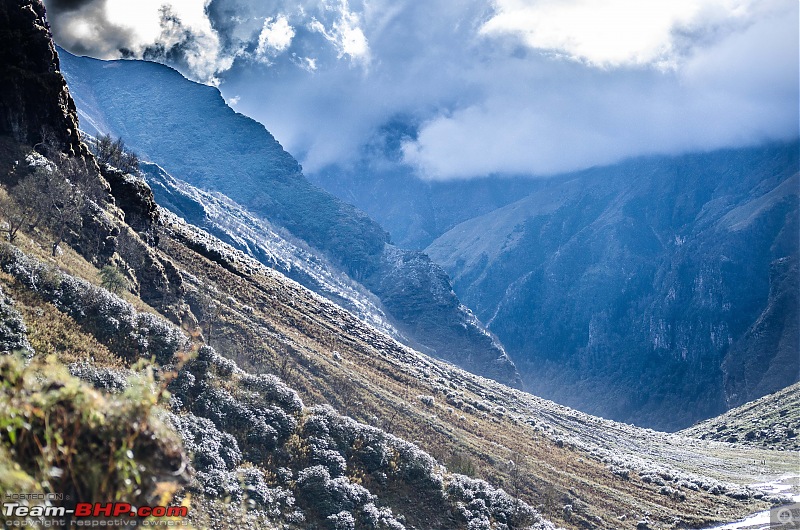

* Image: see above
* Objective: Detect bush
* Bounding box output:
[0,355,186,510]
[0,285,32,356]
[99,264,129,294]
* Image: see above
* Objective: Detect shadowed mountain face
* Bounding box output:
[0,0,85,157]
[58,49,521,387]
[427,144,800,430]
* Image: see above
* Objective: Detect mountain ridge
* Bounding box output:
[57,48,522,388]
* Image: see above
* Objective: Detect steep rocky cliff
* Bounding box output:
[0,0,85,157]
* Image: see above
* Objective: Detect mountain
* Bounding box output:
[57,48,520,388]
[305,121,542,249]
[426,144,800,431]
[140,161,400,339]
[1,3,798,529]
[681,382,800,451]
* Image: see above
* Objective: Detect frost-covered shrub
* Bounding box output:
[302,405,443,492]
[69,362,127,392]
[239,466,296,514]
[0,246,187,363]
[190,381,298,464]
[132,312,186,364]
[393,441,441,488]
[0,286,32,356]
[640,473,666,486]
[327,511,356,530]
[259,405,298,444]
[609,465,630,479]
[240,372,303,413]
[199,468,242,500]
[360,503,406,530]
[169,413,242,473]
[307,441,348,477]
[445,475,550,529]
[297,465,375,518]
[417,395,435,407]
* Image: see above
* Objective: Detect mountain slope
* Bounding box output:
[140,160,400,339]
[427,145,800,430]
[58,49,521,388]
[682,382,800,450]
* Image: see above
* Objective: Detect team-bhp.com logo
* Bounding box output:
[3,501,189,526]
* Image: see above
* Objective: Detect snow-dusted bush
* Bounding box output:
[0,285,32,356]
[327,510,356,530]
[69,362,127,392]
[0,245,186,363]
[169,413,242,474]
[360,503,406,530]
[240,372,303,413]
[190,380,298,465]
[297,465,375,518]
[445,474,554,529]
[417,394,435,407]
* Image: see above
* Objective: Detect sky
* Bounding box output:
[44,0,799,180]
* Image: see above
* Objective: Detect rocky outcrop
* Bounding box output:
[101,165,160,245]
[367,246,521,387]
[0,0,86,157]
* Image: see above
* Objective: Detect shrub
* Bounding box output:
[99,264,129,294]
[68,362,128,392]
[0,285,32,356]
[0,355,186,510]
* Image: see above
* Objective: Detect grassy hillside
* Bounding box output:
[682,382,800,451]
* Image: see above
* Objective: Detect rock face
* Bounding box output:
[100,165,160,245]
[0,2,183,320]
[58,50,521,387]
[369,246,520,386]
[427,144,799,430]
[0,0,85,157]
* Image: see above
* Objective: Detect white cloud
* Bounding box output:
[46,0,235,85]
[255,15,295,61]
[480,0,758,68]
[309,0,370,62]
[402,2,799,179]
[47,0,798,179]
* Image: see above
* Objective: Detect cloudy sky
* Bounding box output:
[44,0,799,180]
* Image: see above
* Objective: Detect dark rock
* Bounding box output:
[101,165,160,245]
[0,0,87,158]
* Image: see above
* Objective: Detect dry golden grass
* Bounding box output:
[158,232,784,529]
[0,272,123,368]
